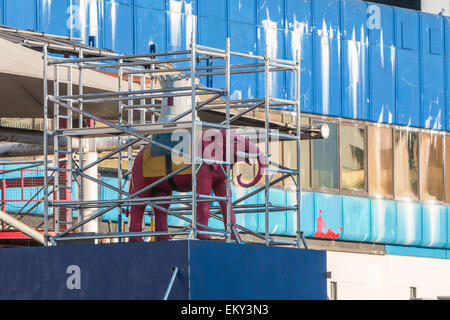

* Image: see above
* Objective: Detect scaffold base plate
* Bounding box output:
[0,240,327,300]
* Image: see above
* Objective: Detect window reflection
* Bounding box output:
[312,121,338,189]
[283,117,310,188]
[394,130,419,199]
[446,136,450,203]
[341,125,366,191]
[420,133,444,202]
[368,126,393,197]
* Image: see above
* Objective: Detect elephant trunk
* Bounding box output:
[236,141,265,188]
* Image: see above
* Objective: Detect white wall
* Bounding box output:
[326,251,450,300]
[422,0,450,15]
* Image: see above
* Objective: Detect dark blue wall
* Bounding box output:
[0,240,327,300]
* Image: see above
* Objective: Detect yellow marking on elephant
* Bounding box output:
[142,144,191,178]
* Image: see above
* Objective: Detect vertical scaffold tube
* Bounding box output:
[225,38,232,243]
[295,50,302,249]
[264,45,270,246]
[43,44,49,246]
[191,31,197,239]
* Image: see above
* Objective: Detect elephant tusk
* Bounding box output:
[236,151,264,159]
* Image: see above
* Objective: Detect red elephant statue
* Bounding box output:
[127,129,265,242]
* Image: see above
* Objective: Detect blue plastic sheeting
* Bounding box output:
[0,240,327,300]
[0,0,448,129]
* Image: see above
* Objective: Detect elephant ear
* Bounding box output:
[201,129,224,171]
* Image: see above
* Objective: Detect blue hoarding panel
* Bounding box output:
[5,0,37,30]
[421,53,445,130]
[198,0,226,20]
[38,0,70,36]
[395,7,420,51]
[342,39,369,120]
[342,195,370,242]
[229,0,256,24]
[285,0,311,35]
[367,3,394,47]
[257,0,284,29]
[420,12,444,55]
[135,0,165,11]
[421,204,448,248]
[198,16,227,49]
[341,0,367,42]
[313,0,340,37]
[287,31,313,113]
[369,44,396,123]
[369,198,397,244]
[134,7,166,54]
[396,48,421,127]
[103,1,134,53]
[189,240,327,300]
[313,36,341,117]
[395,201,422,246]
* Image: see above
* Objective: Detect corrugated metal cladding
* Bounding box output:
[0,0,448,130]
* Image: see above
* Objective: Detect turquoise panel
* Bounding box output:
[421,204,448,248]
[395,201,422,246]
[369,198,397,244]
[386,245,448,259]
[342,195,370,242]
[313,192,343,239]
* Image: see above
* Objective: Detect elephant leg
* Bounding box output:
[128,193,150,242]
[152,190,172,241]
[212,180,241,242]
[196,167,213,240]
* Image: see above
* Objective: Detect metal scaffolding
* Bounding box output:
[42,34,310,248]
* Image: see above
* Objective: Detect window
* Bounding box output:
[394,130,419,199]
[283,117,310,189]
[312,120,338,189]
[368,126,393,198]
[420,133,444,202]
[341,124,366,192]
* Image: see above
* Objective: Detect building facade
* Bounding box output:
[0,0,450,299]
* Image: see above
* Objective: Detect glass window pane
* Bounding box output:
[341,125,366,191]
[368,126,393,197]
[283,117,310,188]
[420,133,444,202]
[446,136,450,202]
[312,121,338,189]
[394,130,419,199]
